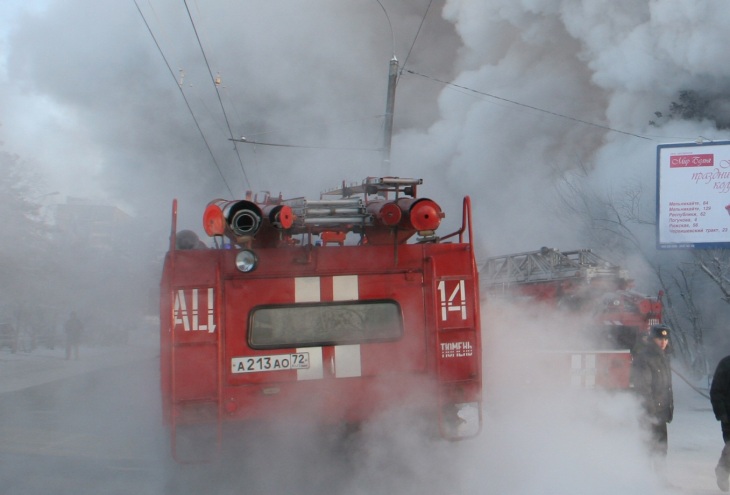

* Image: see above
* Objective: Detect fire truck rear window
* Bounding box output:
[249,300,402,348]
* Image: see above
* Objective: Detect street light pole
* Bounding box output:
[381,56,398,178]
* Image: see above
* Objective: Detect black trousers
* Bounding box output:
[719,421,730,470]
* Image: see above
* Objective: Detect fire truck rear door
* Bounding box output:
[226,273,427,385]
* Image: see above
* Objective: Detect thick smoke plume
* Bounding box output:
[3,1,729,259]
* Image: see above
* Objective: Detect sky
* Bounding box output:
[3,0,729,262]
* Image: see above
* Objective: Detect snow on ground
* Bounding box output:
[0,323,159,394]
[667,371,721,493]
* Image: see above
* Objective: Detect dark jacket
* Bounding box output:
[632,340,674,423]
[711,356,730,423]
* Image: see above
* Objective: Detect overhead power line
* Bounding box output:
[400,0,434,79]
[132,0,234,197]
[404,69,654,141]
[183,0,253,191]
[374,0,395,58]
[230,138,381,152]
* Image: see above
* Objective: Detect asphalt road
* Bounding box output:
[0,356,170,495]
[2,342,715,495]
[0,355,374,495]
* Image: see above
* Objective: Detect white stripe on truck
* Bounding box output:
[294,275,362,379]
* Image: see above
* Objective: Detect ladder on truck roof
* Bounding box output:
[481,247,630,287]
[280,177,423,232]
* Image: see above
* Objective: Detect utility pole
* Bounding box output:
[381,56,398,177]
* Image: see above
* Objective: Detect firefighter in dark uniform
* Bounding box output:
[631,324,674,462]
[711,355,730,492]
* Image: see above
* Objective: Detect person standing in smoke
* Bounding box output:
[711,355,730,492]
[631,324,674,467]
[64,311,83,360]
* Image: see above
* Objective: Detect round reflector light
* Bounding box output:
[235,249,258,272]
[203,203,226,236]
[276,205,294,229]
[409,199,442,231]
[379,202,402,226]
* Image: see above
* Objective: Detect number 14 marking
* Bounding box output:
[437,280,467,321]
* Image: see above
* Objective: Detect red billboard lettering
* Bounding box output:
[669,154,714,168]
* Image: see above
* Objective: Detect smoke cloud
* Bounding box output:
[3,0,728,258]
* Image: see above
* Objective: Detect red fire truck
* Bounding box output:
[481,247,662,389]
[160,177,482,460]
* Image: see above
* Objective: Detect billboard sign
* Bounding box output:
[657,141,730,249]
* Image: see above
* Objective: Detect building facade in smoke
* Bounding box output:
[54,197,131,250]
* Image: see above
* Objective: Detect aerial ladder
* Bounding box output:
[481,247,663,389]
[482,247,631,297]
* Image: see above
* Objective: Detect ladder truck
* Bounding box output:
[481,247,663,389]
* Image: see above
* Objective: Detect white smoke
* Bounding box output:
[394,0,730,259]
[2,0,728,244]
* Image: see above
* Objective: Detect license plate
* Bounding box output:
[231,353,310,373]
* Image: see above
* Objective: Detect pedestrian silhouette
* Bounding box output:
[64,311,83,360]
